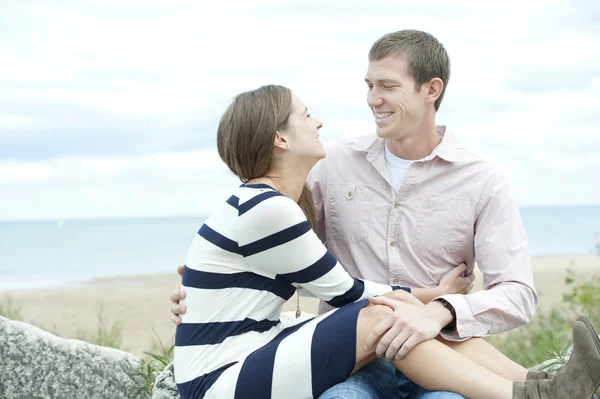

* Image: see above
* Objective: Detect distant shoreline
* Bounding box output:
[1,253,598,293]
[1,253,598,357]
[1,203,599,223]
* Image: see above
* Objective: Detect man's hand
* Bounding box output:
[438,263,475,295]
[363,295,452,361]
[170,265,187,325]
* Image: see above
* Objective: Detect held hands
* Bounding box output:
[170,265,187,325]
[363,291,452,361]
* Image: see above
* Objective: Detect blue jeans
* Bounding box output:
[318,358,465,399]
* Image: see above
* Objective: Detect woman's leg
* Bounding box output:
[435,336,528,382]
[356,307,600,399]
[356,304,514,399]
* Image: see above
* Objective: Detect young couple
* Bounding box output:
[169,30,600,399]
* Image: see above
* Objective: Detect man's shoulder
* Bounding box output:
[449,144,514,199]
[452,142,504,179]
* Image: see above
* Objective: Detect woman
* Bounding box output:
[173,85,600,399]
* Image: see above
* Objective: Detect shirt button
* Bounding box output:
[392,278,399,284]
[390,241,396,247]
[394,203,400,209]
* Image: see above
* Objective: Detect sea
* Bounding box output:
[1,206,599,290]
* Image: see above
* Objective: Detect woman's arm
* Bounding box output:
[238,194,407,307]
[384,264,474,304]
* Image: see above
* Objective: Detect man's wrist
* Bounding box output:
[427,299,453,329]
[433,298,457,332]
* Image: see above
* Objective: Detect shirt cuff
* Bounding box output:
[434,293,474,341]
[392,286,411,293]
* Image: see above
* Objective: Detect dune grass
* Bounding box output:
[2,264,598,397]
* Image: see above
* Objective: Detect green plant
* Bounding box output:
[0,296,22,320]
[487,307,571,368]
[131,326,174,398]
[132,357,162,398]
[563,265,600,326]
[488,264,600,370]
[77,304,123,350]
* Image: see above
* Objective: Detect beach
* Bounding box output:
[1,254,599,357]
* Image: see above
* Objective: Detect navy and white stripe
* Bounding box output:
[174,184,404,398]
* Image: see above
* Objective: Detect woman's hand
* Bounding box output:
[437,263,475,296]
[409,263,475,304]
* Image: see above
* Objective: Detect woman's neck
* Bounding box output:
[248,167,307,202]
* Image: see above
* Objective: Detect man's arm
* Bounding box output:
[435,171,539,340]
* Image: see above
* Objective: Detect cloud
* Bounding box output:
[0,161,56,183]
[0,0,598,218]
[0,150,240,220]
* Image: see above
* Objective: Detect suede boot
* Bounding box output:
[577,314,600,353]
[548,313,600,380]
[513,321,600,398]
[525,370,549,380]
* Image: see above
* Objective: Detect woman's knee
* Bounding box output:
[358,303,393,329]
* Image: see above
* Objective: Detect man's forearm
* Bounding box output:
[436,282,538,340]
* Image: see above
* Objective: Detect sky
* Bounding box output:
[1,0,599,221]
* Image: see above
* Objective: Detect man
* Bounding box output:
[171,30,538,398]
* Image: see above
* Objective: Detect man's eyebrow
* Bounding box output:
[364,78,400,84]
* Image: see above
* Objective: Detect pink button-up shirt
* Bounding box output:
[307,126,538,341]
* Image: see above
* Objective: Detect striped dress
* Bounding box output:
[174,184,408,399]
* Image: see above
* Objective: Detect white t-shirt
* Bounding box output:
[384,143,415,192]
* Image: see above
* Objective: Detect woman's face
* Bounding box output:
[280,93,325,163]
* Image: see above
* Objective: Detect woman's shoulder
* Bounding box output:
[233,185,305,224]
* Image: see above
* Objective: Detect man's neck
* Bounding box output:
[385,126,441,161]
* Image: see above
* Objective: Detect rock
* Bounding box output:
[152,363,178,399]
[0,315,148,399]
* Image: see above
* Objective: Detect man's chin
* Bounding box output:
[375,126,391,138]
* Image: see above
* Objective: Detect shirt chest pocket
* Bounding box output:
[413,195,474,256]
[327,184,374,245]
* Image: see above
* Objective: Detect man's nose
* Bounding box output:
[367,88,383,108]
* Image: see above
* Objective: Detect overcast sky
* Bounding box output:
[1,0,599,221]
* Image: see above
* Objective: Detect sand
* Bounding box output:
[1,254,598,357]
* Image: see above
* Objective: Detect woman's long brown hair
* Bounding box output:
[216,85,316,229]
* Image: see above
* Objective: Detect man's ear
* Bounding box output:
[425,77,443,105]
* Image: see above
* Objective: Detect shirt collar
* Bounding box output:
[347,125,461,163]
